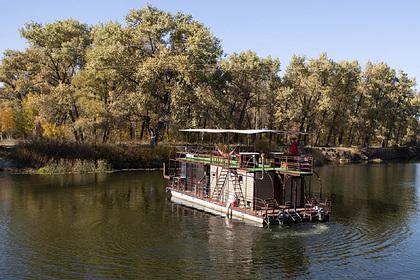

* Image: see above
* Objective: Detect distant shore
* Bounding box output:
[310,146,420,166]
[0,141,419,174]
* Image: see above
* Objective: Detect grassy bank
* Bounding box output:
[37,159,111,174]
[7,141,176,172]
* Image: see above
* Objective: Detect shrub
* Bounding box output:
[37,159,111,174]
[13,141,176,170]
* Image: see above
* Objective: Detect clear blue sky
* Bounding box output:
[1,0,419,84]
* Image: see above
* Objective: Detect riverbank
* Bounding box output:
[0,141,175,174]
[312,146,420,164]
[1,141,419,174]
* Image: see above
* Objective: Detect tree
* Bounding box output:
[17,20,90,141]
[359,62,397,146]
[0,103,15,140]
[322,60,360,146]
[279,54,334,145]
[1,7,418,147]
[81,6,222,145]
[125,6,222,145]
[379,71,416,147]
[220,51,280,130]
[74,21,135,143]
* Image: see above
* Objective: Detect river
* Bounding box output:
[0,163,419,279]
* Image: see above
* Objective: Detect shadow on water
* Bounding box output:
[0,163,419,279]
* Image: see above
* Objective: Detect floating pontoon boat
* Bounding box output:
[163,129,330,226]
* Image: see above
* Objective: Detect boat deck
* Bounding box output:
[179,156,313,175]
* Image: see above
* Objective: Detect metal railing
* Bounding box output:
[169,176,209,199]
[271,155,314,173]
[172,151,314,173]
[174,151,237,169]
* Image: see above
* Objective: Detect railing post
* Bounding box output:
[312,157,314,173]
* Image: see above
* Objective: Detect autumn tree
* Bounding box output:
[125,6,222,145]
[220,51,280,130]
[0,20,91,142]
[0,6,418,147]
[278,54,334,144]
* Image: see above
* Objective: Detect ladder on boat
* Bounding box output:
[211,168,229,200]
[286,209,302,222]
[232,173,245,206]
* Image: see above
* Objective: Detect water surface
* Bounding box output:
[0,163,419,279]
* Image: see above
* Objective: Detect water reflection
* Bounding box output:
[0,164,419,279]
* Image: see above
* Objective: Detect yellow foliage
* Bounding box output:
[0,105,16,133]
[12,95,37,137]
[41,122,65,139]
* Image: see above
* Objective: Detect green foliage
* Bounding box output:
[219,51,281,129]
[37,159,110,174]
[0,6,419,147]
[278,54,418,147]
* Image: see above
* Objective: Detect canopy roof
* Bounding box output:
[179,129,311,135]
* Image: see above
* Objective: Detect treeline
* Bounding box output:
[0,6,419,147]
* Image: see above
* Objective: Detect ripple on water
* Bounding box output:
[0,166,419,279]
[299,216,413,274]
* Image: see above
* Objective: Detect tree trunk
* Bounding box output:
[326,112,338,146]
[364,132,370,148]
[68,111,81,142]
[314,110,327,146]
[338,128,344,145]
[140,116,150,140]
[347,126,354,146]
[395,126,403,146]
[347,92,364,145]
[150,121,165,146]
[229,100,238,126]
[102,124,110,143]
[129,123,135,141]
[238,98,249,129]
[382,123,394,147]
[71,101,84,142]
[79,129,84,142]
[315,134,321,146]
[149,91,171,146]
[304,124,311,145]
